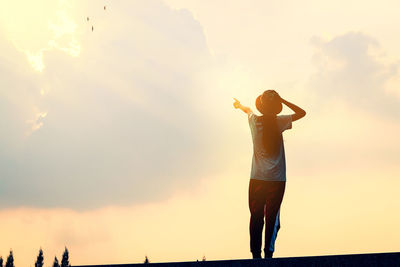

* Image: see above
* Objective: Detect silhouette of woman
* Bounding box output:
[233,90,306,259]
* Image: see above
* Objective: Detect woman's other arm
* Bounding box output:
[281,98,306,122]
[233,98,252,114]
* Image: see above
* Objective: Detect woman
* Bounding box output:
[233,90,306,259]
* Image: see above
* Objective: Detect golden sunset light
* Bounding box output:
[1,0,399,266]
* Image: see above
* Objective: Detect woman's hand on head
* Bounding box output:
[272,90,282,102]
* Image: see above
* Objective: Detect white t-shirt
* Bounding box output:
[248,112,292,181]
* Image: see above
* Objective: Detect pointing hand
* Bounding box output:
[233,98,241,109]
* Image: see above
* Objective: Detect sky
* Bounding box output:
[0,0,400,266]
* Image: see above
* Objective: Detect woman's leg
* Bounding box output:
[264,181,286,258]
[248,179,267,258]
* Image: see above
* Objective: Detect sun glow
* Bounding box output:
[0,0,80,72]
[25,50,45,72]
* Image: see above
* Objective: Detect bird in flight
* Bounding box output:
[87,3,108,32]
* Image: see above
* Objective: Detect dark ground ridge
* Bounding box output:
[73,252,400,267]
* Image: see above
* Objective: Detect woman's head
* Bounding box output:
[256,90,282,115]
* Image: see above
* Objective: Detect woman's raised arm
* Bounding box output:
[233,98,252,114]
[280,98,306,122]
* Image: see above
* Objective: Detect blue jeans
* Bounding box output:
[249,179,286,258]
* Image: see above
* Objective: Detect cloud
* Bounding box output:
[0,0,80,72]
[0,0,221,210]
[309,32,400,118]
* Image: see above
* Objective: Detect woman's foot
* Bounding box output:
[252,252,262,259]
[264,250,273,258]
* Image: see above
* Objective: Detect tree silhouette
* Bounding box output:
[0,256,3,267]
[144,256,149,264]
[60,247,70,267]
[35,248,44,267]
[5,250,14,267]
[52,256,60,267]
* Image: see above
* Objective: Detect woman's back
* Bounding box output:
[248,113,292,181]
